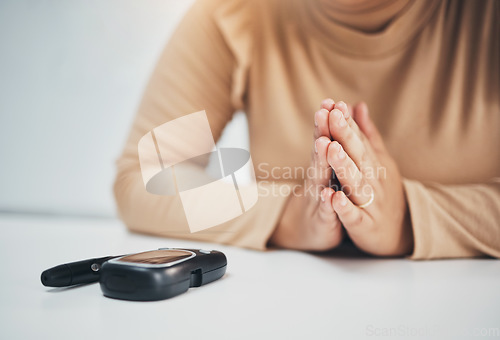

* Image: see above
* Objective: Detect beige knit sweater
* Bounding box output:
[114,0,500,259]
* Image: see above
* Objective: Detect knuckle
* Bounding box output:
[318,136,330,145]
[346,207,364,225]
[354,213,363,225]
[360,150,371,164]
[342,124,354,140]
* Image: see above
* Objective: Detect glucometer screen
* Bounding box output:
[117,250,192,265]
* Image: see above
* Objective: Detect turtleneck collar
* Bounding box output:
[299,0,441,58]
[318,0,412,33]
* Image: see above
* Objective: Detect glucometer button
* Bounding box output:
[199,249,211,254]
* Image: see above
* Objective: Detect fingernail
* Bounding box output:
[322,98,334,108]
[314,112,318,127]
[339,102,350,119]
[335,110,346,127]
[314,142,318,154]
[340,194,347,206]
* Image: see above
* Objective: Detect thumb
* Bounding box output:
[353,102,387,154]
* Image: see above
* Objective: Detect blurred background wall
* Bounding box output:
[0,0,249,218]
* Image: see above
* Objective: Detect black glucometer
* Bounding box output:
[41,248,227,301]
[99,248,227,301]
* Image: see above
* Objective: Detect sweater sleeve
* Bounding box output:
[113,0,290,250]
[404,178,500,259]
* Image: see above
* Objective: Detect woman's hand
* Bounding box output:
[321,99,413,256]
[268,102,345,251]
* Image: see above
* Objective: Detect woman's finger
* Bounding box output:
[314,108,331,139]
[353,102,387,154]
[332,190,368,230]
[306,136,332,202]
[312,136,333,187]
[321,98,335,112]
[327,141,373,206]
[336,101,381,164]
[335,101,362,136]
[317,187,337,223]
[329,107,373,170]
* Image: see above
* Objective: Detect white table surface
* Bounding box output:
[0,213,499,340]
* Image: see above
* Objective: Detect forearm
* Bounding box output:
[404,178,500,259]
[114,166,291,250]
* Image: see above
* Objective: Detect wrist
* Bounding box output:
[268,190,303,248]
